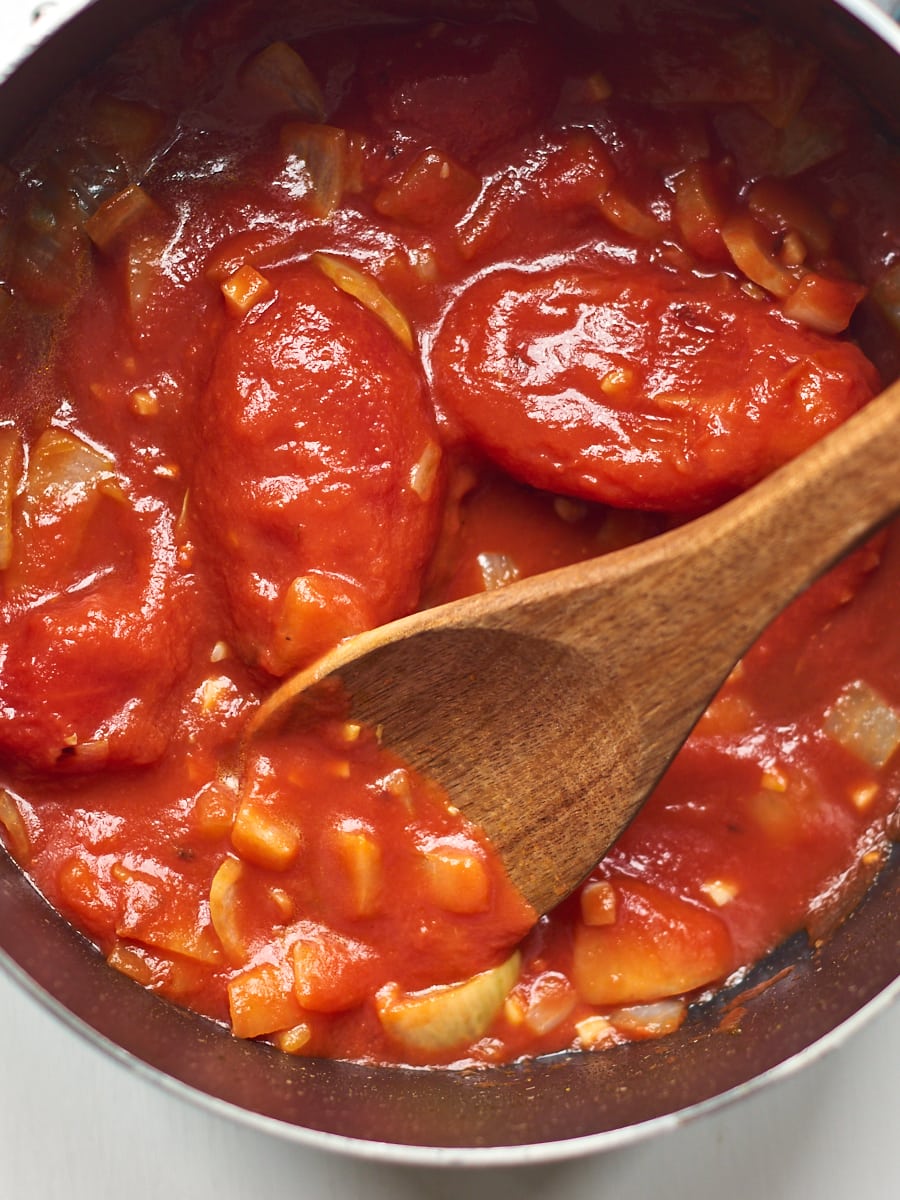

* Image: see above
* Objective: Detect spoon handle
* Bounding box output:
[531,376,900,744]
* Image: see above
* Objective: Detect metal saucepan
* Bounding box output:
[0,0,897,1165]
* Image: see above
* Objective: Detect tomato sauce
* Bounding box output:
[0,0,898,1067]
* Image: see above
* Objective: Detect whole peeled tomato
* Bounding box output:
[194,264,442,675]
[432,265,879,511]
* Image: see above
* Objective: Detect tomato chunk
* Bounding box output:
[0,506,192,771]
[193,265,441,674]
[432,265,878,510]
[360,21,560,164]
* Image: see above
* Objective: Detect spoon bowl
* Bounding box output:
[251,377,900,914]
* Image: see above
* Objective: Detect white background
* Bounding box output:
[0,1,898,1197]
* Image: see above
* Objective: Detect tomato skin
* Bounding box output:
[433,265,878,511]
[193,265,442,674]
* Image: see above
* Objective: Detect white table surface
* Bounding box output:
[0,1,898,1196]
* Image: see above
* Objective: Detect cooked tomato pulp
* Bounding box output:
[0,0,898,1067]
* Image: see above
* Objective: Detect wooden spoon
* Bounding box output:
[249,378,900,916]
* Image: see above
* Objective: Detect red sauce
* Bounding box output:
[0,0,898,1067]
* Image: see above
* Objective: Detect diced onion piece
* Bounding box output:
[84,183,159,252]
[107,942,159,987]
[671,161,729,261]
[824,680,900,770]
[228,957,305,1039]
[220,264,272,316]
[575,1014,617,1049]
[420,844,490,914]
[0,788,32,864]
[270,573,361,675]
[519,970,577,1036]
[781,270,865,334]
[242,41,325,122]
[209,856,249,965]
[609,998,686,1040]
[721,212,798,298]
[580,878,617,926]
[850,782,878,811]
[0,425,23,570]
[409,440,442,501]
[274,1023,313,1055]
[130,388,159,416]
[192,780,237,838]
[280,122,348,218]
[61,737,110,769]
[26,428,118,509]
[596,188,665,240]
[311,253,414,351]
[476,551,520,592]
[375,952,520,1054]
[231,801,301,871]
[700,879,738,907]
[333,825,383,918]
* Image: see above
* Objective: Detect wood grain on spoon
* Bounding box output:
[249,378,900,917]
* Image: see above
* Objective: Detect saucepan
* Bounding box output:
[0,0,897,1166]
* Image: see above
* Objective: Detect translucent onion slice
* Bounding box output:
[721,212,798,298]
[209,856,249,965]
[333,825,382,919]
[609,998,686,1040]
[25,427,120,511]
[0,788,32,864]
[311,252,414,351]
[824,679,900,770]
[242,41,326,123]
[375,951,520,1053]
[280,123,348,218]
[0,425,23,571]
[476,551,520,592]
[84,183,160,252]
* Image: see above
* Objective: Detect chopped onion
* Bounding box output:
[409,440,442,501]
[596,187,665,240]
[609,998,686,1039]
[0,788,32,864]
[0,425,23,571]
[721,212,798,298]
[220,263,272,316]
[333,824,382,918]
[519,970,577,1035]
[242,41,325,123]
[279,123,348,218]
[209,856,249,964]
[311,252,414,350]
[375,952,520,1053]
[476,551,520,591]
[824,680,900,770]
[231,801,301,871]
[84,183,160,252]
[781,270,865,334]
